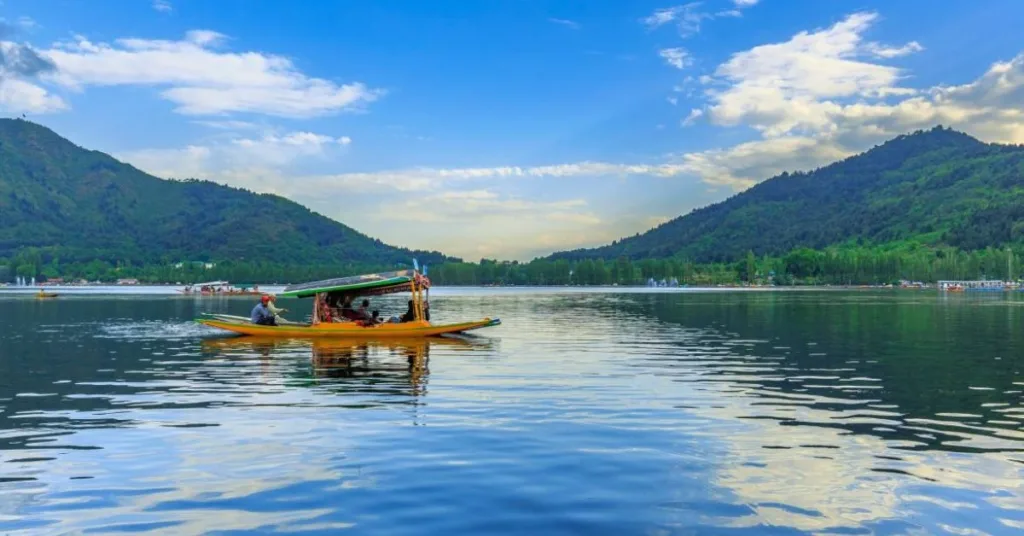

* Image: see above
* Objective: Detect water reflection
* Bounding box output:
[544,292,1024,533]
[1,291,1022,534]
[200,336,490,398]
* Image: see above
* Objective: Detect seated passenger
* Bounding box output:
[356,299,374,324]
[400,300,416,322]
[317,297,333,323]
[340,296,358,320]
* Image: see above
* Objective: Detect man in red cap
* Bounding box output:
[251,294,276,326]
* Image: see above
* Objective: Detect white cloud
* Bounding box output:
[230,132,352,162]
[382,190,599,225]
[119,137,701,201]
[193,119,259,130]
[706,12,914,136]
[152,0,172,13]
[547,18,580,30]
[641,5,687,28]
[671,136,850,189]
[716,12,900,98]
[659,47,691,69]
[16,16,37,29]
[644,2,750,36]
[937,55,1024,111]
[184,30,225,47]
[865,40,924,58]
[0,37,65,113]
[718,0,758,18]
[41,31,381,117]
[667,96,679,106]
[641,3,709,37]
[701,11,1024,145]
[309,162,695,193]
[672,12,1024,192]
[682,108,703,125]
[0,77,67,113]
[119,130,353,179]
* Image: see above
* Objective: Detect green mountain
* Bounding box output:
[0,119,452,268]
[553,126,1024,263]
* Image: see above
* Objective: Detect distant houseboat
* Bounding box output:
[180,281,261,295]
[938,280,1007,292]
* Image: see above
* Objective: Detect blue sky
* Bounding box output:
[1,0,1022,260]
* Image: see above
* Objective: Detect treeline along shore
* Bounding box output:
[4,244,1021,287]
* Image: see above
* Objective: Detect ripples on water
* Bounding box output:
[0,290,1022,534]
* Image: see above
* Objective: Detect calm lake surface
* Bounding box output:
[1,288,1022,535]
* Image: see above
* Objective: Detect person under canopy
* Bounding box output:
[399,299,431,322]
[340,295,357,320]
[400,300,416,322]
[356,299,376,324]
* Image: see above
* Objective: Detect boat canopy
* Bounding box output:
[280,269,430,299]
[191,280,229,287]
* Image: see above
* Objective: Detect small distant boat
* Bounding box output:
[180,281,261,296]
[196,268,500,338]
[36,291,58,299]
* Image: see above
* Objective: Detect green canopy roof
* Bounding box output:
[280,269,428,298]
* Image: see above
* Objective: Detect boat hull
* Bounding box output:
[196,317,500,338]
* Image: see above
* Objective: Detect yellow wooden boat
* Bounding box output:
[196,268,500,338]
[36,291,59,299]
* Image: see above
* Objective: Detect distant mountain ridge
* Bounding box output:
[552,126,1024,263]
[0,119,452,267]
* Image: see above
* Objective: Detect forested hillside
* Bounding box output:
[552,127,1024,263]
[0,119,450,280]
[4,122,1023,286]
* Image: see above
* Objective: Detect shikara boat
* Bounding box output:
[196,269,500,338]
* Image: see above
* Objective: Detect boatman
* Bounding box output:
[266,294,288,322]
[251,295,276,326]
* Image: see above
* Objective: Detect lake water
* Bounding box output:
[0,289,1021,534]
